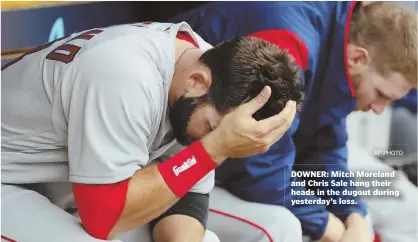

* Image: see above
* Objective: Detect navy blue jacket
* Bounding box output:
[394,90,417,114]
[171,2,368,239]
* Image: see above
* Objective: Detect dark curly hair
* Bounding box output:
[200,36,305,120]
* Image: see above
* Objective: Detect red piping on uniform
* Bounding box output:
[344,1,359,97]
[1,235,17,242]
[209,209,274,242]
[177,32,198,48]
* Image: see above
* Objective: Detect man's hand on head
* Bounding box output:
[201,86,297,163]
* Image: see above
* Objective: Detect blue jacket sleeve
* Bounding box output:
[392,89,417,114]
[294,119,368,222]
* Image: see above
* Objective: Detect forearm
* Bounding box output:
[344,213,368,228]
[339,213,373,242]
[153,215,205,242]
[109,164,179,238]
[110,138,222,239]
[150,192,209,242]
[318,212,367,242]
[320,210,369,242]
[320,213,345,242]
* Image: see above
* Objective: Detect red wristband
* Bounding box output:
[157,140,218,197]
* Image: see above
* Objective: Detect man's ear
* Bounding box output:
[347,44,371,75]
[185,70,211,97]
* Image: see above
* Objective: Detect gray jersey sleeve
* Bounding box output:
[64,45,160,184]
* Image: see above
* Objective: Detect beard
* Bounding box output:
[169,94,211,146]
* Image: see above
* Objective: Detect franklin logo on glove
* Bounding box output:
[172,156,197,176]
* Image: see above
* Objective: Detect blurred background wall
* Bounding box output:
[1,1,207,66]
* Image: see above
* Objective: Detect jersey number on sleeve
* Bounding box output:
[2,29,103,71]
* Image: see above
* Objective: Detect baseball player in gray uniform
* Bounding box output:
[2,22,303,242]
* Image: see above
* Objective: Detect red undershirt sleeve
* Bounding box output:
[72,180,130,240]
